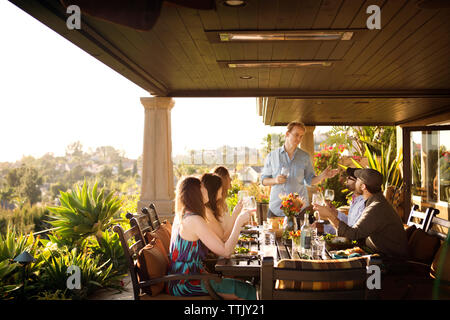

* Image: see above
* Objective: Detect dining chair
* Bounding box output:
[142,203,161,230]
[260,256,371,300]
[406,205,437,230]
[113,223,223,300]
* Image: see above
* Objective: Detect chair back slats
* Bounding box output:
[143,203,161,230]
[273,289,366,300]
[273,268,367,282]
[113,224,142,300]
[123,225,141,244]
[129,240,145,256]
[426,214,448,241]
[260,257,369,300]
[406,205,437,230]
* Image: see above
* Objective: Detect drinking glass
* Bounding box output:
[280,166,289,193]
[244,196,258,226]
[324,189,335,202]
[263,231,277,260]
[312,192,325,223]
[238,190,249,201]
[280,166,289,178]
[312,238,325,260]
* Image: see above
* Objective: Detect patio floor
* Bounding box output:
[88,275,134,300]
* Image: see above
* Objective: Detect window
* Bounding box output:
[411,130,449,204]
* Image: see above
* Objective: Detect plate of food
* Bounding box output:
[238,234,258,243]
[232,246,259,258]
[241,225,259,234]
[323,234,357,250]
[329,247,368,259]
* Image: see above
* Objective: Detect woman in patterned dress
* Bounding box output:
[167,176,256,300]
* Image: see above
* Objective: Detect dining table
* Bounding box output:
[214,225,334,279]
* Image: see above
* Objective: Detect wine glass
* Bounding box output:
[238,190,249,201]
[244,196,258,226]
[280,166,289,193]
[324,189,335,202]
[280,166,289,178]
[312,192,325,224]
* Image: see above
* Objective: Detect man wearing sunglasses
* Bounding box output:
[317,167,366,235]
[314,168,408,258]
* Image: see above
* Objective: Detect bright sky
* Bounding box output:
[0,1,330,163]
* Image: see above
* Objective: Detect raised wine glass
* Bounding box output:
[244,196,258,226]
[324,189,335,202]
[312,192,325,224]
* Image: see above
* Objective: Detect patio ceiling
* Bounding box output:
[10,0,450,126]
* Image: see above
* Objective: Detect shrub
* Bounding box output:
[47,180,122,246]
[313,144,349,208]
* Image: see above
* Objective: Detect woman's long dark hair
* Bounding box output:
[201,173,225,221]
[213,166,231,201]
[175,176,205,218]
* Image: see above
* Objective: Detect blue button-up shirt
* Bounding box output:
[261,146,315,217]
[324,195,365,234]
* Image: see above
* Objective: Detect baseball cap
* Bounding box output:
[354,168,383,192]
[346,167,358,179]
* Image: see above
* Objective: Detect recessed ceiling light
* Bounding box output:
[222,0,247,7]
[239,75,253,79]
[219,31,353,42]
[227,61,333,68]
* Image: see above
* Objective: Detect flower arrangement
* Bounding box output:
[256,193,269,204]
[288,230,301,241]
[279,193,304,217]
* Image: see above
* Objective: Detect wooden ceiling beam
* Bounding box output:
[169,89,450,98]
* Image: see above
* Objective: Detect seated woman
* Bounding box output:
[213,166,243,240]
[201,173,229,241]
[167,176,256,300]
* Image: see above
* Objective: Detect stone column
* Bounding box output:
[138,97,175,220]
[301,126,316,161]
[300,126,316,203]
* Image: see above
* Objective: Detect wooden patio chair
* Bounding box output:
[142,203,161,230]
[260,256,371,300]
[405,205,437,230]
[113,224,223,300]
[425,213,449,241]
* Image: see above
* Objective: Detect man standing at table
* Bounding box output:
[314,168,409,258]
[261,121,338,218]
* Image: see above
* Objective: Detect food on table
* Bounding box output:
[239,234,257,242]
[323,234,357,250]
[333,247,367,258]
[233,247,258,256]
[234,247,250,254]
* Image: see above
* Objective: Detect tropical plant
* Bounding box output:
[348,143,403,191]
[88,230,127,274]
[313,144,348,208]
[325,126,396,158]
[38,246,124,299]
[0,260,21,299]
[0,227,42,300]
[33,289,71,300]
[47,181,123,246]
